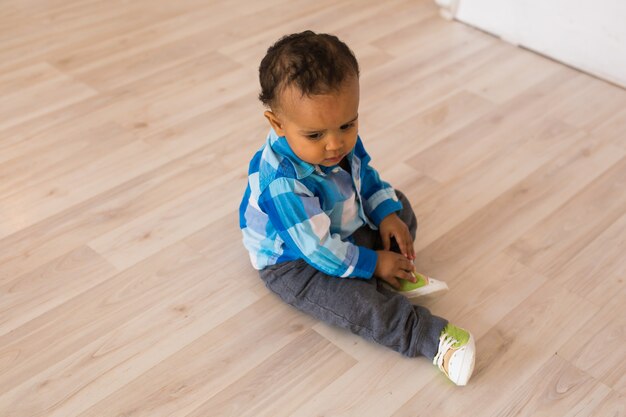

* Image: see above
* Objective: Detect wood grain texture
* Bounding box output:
[1,0,625,416]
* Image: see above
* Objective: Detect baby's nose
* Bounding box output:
[325,135,342,150]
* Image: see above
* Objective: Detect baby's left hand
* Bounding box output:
[379,213,415,260]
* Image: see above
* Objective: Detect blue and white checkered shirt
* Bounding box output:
[239,129,402,278]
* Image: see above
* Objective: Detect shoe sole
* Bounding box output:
[451,334,476,386]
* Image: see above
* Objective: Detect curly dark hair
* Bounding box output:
[258,30,360,109]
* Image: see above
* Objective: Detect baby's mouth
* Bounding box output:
[325,154,344,161]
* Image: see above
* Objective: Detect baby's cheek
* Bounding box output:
[311,143,326,156]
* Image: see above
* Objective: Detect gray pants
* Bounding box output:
[259,190,447,360]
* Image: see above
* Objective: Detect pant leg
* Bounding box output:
[259,190,446,359]
[395,189,418,241]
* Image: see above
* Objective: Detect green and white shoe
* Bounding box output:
[433,324,476,386]
[388,272,449,299]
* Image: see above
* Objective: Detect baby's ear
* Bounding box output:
[264,110,285,136]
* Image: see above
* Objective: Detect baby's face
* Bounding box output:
[265,77,359,167]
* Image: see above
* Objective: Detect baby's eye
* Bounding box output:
[306,132,323,140]
[340,122,355,130]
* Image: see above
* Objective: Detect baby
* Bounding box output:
[239,31,475,385]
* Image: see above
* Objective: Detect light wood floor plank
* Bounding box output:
[361,42,504,132]
[366,90,495,171]
[425,252,548,339]
[88,172,244,270]
[506,156,626,278]
[0,1,177,69]
[0,242,206,394]
[289,352,436,417]
[589,107,626,151]
[0,122,134,200]
[400,119,584,257]
[553,211,626,307]
[406,112,579,184]
[557,282,626,394]
[187,329,357,417]
[0,246,117,335]
[0,262,260,417]
[46,1,258,76]
[0,62,97,131]
[589,390,625,417]
[413,136,624,279]
[465,47,563,104]
[73,294,317,417]
[546,75,626,131]
[0,138,243,277]
[491,354,612,417]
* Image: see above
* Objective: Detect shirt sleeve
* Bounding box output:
[358,141,403,226]
[259,177,377,278]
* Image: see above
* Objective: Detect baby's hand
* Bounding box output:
[374,250,416,289]
[379,213,415,260]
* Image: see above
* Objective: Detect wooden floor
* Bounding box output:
[1,0,625,416]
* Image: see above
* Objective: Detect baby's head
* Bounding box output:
[259,31,360,167]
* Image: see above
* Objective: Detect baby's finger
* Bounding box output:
[382,232,391,251]
[398,229,413,260]
[403,235,413,260]
[406,231,416,260]
[399,233,412,260]
[401,257,415,274]
[387,276,401,289]
[398,269,415,282]
[393,232,408,258]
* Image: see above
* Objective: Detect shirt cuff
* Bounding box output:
[351,246,378,278]
[369,198,403,227]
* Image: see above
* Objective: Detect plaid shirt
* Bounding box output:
[239,129,402,278]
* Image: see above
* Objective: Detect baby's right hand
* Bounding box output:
[374,250,416,289]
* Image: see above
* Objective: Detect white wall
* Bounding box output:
[441,0,626,88]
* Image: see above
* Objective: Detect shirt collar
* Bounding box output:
[268,129,315,179]
[267,128,358,179]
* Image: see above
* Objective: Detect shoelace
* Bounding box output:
[433,334,458,372]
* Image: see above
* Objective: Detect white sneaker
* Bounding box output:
[433,324,476,386]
